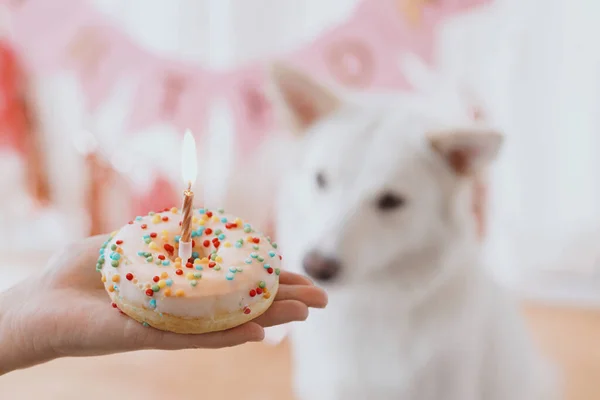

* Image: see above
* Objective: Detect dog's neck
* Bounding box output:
[371,222,481,309]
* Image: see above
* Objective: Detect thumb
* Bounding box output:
[136,322,266,350]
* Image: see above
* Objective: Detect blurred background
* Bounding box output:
[0,0,599,399]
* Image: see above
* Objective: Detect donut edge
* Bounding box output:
[113,280,279,334]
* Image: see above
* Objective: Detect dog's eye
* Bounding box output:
[316,172,327,189]
[376,192,406,211]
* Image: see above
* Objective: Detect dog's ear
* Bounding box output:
[268,62,341,134]
[428,129,503,176]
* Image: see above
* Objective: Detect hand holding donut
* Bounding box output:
[0,234,327,376]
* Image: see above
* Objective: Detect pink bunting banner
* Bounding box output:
[4,0,492,155]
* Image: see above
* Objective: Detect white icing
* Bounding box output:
[98,208,281,318]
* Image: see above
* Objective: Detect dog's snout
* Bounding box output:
[302,251,342,282]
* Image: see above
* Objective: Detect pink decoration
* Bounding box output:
[130,175,178,218]
[68,26,149,110]
[224,65,275,156]
[6,0,491,143]
[11,0,100,73]
[127,61,201,132]
[289,1,410,90]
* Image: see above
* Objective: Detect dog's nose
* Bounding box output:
[302,251,342,282]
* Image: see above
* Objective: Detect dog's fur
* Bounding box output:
[270,64,558,400]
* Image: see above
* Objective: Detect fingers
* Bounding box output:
[274,285,328,308]
[278,271,314,286]
[131,321,265,350]
[252,300,309,328]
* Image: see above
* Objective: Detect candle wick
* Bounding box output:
[187,181,192,191]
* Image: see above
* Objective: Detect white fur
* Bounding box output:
[271,65,560,400]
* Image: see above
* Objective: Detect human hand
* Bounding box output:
[0,235,327,375]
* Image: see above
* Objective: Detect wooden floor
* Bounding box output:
[0,302,598,399]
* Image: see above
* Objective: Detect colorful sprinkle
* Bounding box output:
[175,289,185,297]
[145,289,154,297]
[269,251,276,258]
[166,279,173,286]
[225,272,234,280]
[149,299,157,309]
[249,289,256,297]
[152,284,160,292]
[190,280,198,287]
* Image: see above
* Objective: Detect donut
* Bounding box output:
[96,207,282,334]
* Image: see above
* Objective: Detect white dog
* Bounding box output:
[270,64,558,400]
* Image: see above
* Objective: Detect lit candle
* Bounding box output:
[178,130,197,261]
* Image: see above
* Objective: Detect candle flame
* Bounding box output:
[181,130,197,187]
